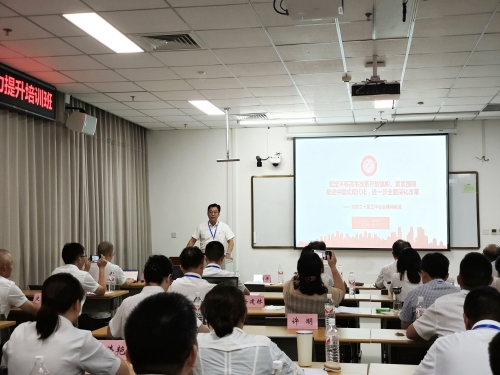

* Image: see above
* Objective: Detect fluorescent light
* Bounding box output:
[392,111,479,119]
[238,118,316,125]
[188,100,224,115]
[63,13,143,53]
[374,100,394,109]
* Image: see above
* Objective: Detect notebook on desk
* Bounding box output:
[123,270,139,281]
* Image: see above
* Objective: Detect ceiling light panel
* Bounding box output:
[63,13,143,53]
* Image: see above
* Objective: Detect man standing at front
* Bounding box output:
[187,204,235,259]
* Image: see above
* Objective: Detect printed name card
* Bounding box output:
[33,293,42,303]
[287,314,318,329]
[263,274,272,283]
[245,295,265,307]
[100,340,127,360]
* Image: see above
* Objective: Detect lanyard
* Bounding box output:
[208,221,219,240]
[185,274,201,279]
[472,324,500,331]
[207,265,221,269]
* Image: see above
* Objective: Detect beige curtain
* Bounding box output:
[0,93,151,287]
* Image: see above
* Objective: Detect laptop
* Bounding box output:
[123,269,139,281]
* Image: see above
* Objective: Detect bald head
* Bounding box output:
[483,244,500,262]
[0,249,13,278]
[97,241,114,258]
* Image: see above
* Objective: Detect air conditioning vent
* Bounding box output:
[233,113,272,120]
[130,33,202,51]
[482,104,500,112]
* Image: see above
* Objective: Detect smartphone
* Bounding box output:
[324,250,332,260]
[313,250,324,259]
[91,255,99,262]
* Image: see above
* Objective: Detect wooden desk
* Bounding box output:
[120,282,145,297]
[356,284,379,291]
[243,326,371,343]
[298,362,368,375]
[246,307,373,318]
[23,290,129,299]
[371,329,431,364]
[93,326,108,338]
[370,329,430,346]
[255,292,372,303]
[369,294,393,303]
[0,321,16,330]
[368,363,418,375]
[370,308,400,319]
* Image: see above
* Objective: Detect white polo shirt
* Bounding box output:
[412,290,469,340]
[88,261,126,286]
[203,264,246,292]
[191,221,234,251]
[375,260,397,289]
[414,319,500,375]
[51,264,99,310]
[168,273,215,302]
[2,316,121,375]
[0,276,28,318]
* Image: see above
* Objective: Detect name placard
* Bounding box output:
[263,274,272,283]
[287,314,318,329]
[100,340,127,360]
[33,293,42,303]
[245,295,265,307]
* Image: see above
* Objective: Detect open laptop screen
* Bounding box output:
[123,270,139,281]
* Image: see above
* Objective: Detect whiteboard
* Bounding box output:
[251,173,480,250]
[449,172,479,249]
[251,176,294,248]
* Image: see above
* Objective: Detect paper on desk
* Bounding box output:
[250,292,261,296]
[262,305,284,310]
[303,368,327,375]
[335,306,362,314]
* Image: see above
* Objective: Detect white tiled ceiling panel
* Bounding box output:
[0,0,498,129]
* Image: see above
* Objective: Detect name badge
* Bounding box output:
[245,295,265,307]
[100,340,127,360]
[287,314,318,329]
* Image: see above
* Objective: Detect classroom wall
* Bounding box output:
[148,120,500,284]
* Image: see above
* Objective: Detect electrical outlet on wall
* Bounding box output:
[171,232,176,238]
[492,229,497,235]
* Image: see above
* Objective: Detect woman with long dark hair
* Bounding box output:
[194,283,302,375]
[283,251,345,316]
[389,247,422,301]
[2,273,129,375]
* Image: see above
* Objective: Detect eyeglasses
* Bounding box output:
[208,211,219,214]
[80,254,88,258]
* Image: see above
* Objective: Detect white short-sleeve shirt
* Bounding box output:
[191,221,235,251]
[412,290,469,340]
[203,265,246,292]
[375,260,397,289]
[0,276,28,318]
[89,261,126,286]
[2,316,121,375]
[168,273,215,302]
[414,319,500,375]
[51,264,99,294]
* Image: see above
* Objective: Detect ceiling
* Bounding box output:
[0,0,499,130]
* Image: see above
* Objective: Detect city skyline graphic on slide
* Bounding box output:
[298,226,447,249]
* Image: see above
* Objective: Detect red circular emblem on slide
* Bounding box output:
[361,156,377,176]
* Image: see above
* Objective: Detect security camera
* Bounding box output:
[256,156,262,167]
[269,153,281,167]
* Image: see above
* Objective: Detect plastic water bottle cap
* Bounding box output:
[35,356,44,361]
[273,360,283,370]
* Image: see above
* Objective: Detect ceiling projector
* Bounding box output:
[351,81,401,101]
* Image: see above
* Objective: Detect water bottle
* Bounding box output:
[415,296,426,319]
[348,271,355,296]
[29,356,49,375]
[277,264,284,284]
[193,292,203,321]
[325,293,335,323]
[107,270,116,292]
[325,318,340,362]
[0,365,8,375]
[272,360,284,375]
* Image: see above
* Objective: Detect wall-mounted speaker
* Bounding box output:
[66,111,98,136]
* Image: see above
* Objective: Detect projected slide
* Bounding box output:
[295,135,448,250]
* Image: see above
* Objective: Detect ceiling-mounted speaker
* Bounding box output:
[66,111,98,135]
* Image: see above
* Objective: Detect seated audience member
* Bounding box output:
[309,241,334,286]
[407,252,493,341]
[389,247,422,301]
[492,258,500,292]
[52,242,107,298]
[2,273,128,375]
[0,249,39,318]
[284,252,344,316]
[124,293,198,375]
[89,241,135,287]
[108,255,209,338]
[375,239,410,289]
[169,246,215,301]
[490,332,500,375]
[483,244,500,277]
[194,284,303,375]
[414,286,500,375]
[399,253,459,328]
[203,241,249,295]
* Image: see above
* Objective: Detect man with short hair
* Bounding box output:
[89,241,135,287]
[375,239,410,289]
[399,253,458,328]
[203,241,249,295]
[169,247,215,301]
[125,293,198,375]
[187,204,235,259]
[0,249,39,317]
[51,242,107,298]
[407,252,493,341]
[484,244,500,277]
[489,332,500,375]
[414,286,500,375]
